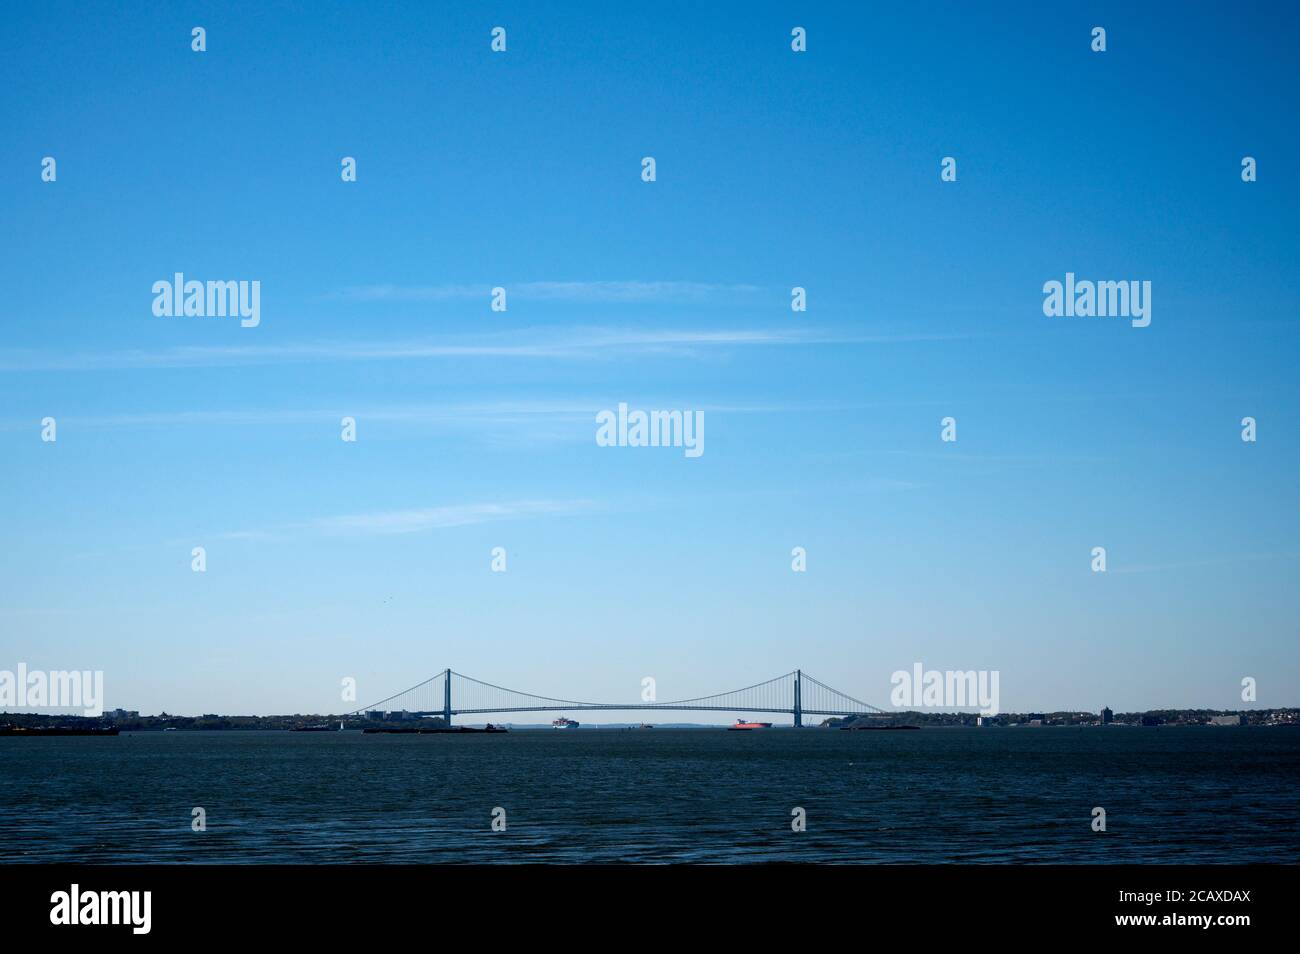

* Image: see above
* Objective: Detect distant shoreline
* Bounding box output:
[3,708,1298,732]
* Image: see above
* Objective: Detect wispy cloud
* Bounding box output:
[0,398,926,434]
[221,499,599,540]
[0,326,964,373]
[1110,552,1300,575]
[333,280,763,304]
[880,449,1115,464]
[0,402,595,431]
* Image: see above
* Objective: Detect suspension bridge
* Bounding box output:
[350,669,885,726]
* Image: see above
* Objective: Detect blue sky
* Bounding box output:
[1,1,1297,718]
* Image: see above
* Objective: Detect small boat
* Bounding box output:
[728,719,773,731]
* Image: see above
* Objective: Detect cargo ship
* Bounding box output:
[552,717,580,729]
[728,719,773,731]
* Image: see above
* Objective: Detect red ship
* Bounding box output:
[728,719,773,730]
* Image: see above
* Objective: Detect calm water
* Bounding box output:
[2,727,1298,863]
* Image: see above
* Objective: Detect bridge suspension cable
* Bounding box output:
[452,672,594,711]
[798,672,885,715]
[345,669,447,716]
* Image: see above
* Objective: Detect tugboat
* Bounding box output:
[728,719,773,731]
[552,716,580,729]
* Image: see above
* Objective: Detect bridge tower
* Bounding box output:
[443,668,452,726]
[794,669,803,727]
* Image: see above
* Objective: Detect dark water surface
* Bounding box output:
[3,727,1298,863]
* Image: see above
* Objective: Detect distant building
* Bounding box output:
[365,710,384,721]
[108,708,139,720]
[1101,706,1113,725]
[1209,714,1244,726]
